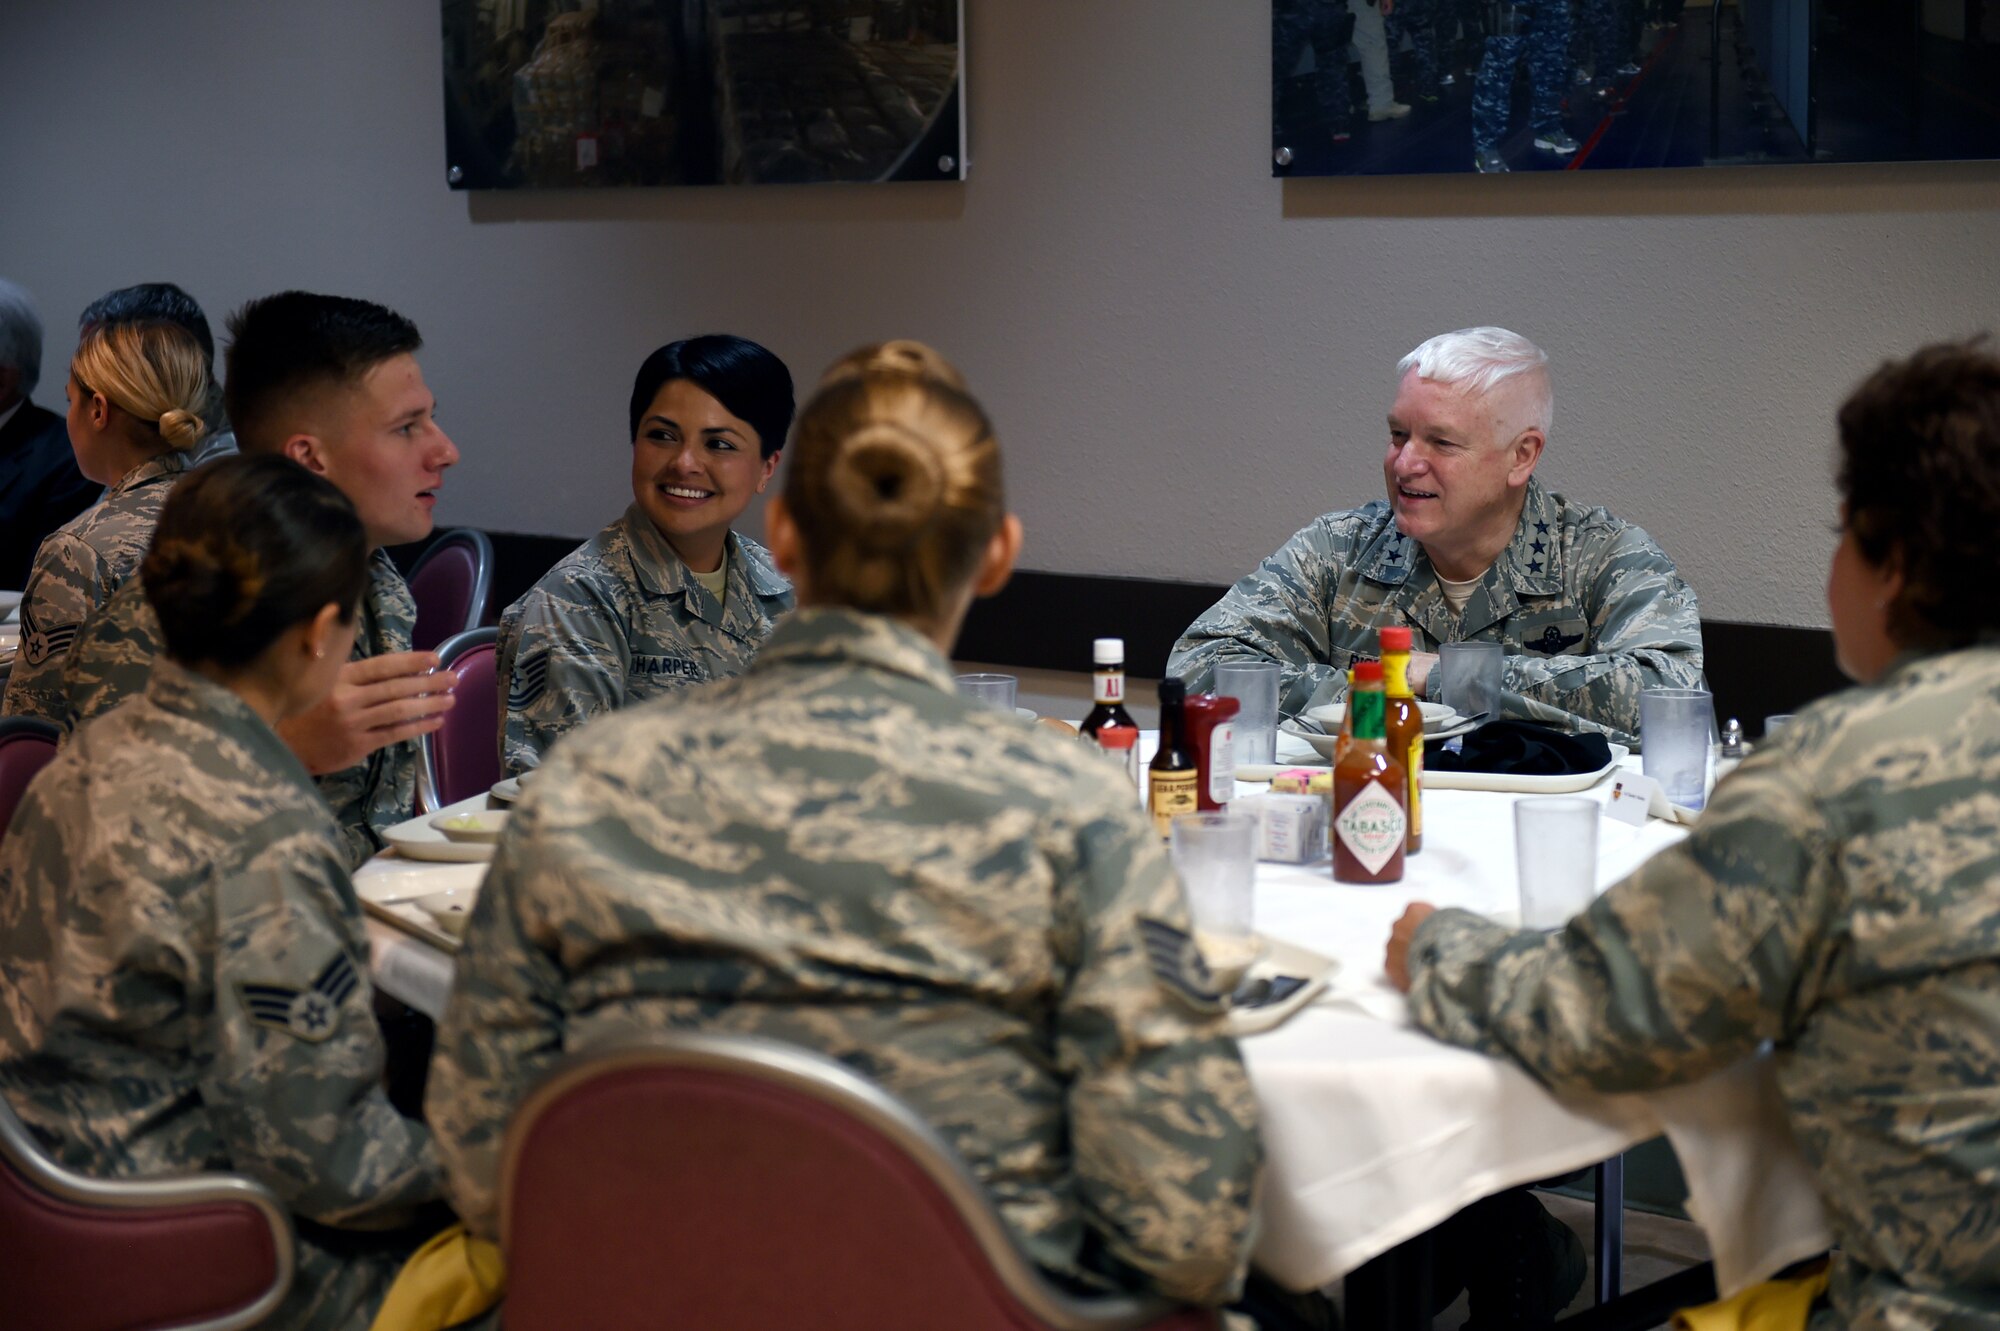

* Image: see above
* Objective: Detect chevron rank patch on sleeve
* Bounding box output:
[238,951,361,1042]
[1138,916,1226,1013]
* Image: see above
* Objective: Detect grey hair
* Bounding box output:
[1397,326,1554,435]
[0,278,44,397]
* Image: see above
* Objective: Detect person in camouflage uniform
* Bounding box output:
[1388,338,2000,1331]
[1170,327,1702,747]
[1273,0,1358,154]
[0,457,442,1331]
[430,344,1264,1311]
[497,335,795,776]
[1469,0,1577,171]
[3,320,210,723]
[77,281,243,466]
[51,292,460,869]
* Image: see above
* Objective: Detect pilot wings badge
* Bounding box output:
[1138,916,1226,1014]
[1527,624,1585,656]
[238,952,361,1042]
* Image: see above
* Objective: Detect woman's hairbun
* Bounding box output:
[826,422,946,553]
[144,535,265,627]
[157,408,206,450]
[819,339,967,392]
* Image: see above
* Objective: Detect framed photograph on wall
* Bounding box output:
[1271,0,2000,176]
[444,0,964,188]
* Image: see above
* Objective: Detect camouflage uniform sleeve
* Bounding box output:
[1056,784,1263,1304]
[1406,750,1833,1094]
[1503,526,1705,744]
[56,578,161,735]
[2,533,110,725]
[425,805,568,1237]
[202,846,441,1225]
[500,582,630,777]
[1167,520,1350,716]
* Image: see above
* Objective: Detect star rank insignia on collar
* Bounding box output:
[1527,559,1544,574]
[1138,917,1226,1014]
[238,952,361,1042]
[1534,520,1550,535]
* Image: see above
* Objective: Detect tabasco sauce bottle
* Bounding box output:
[1333,660,1407,884]
[1379,627,1424,855]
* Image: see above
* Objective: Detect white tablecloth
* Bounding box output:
[356,767,1831,1297]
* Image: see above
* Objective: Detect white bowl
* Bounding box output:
[430,809,510,844]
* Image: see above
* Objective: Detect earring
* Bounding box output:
[313,647,325,659]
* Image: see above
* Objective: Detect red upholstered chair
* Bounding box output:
[0,1090,293,1331]
[0,716,59,842]
[499,1031,1224,1331]
[416,627,500,815]
[407,527,494,653]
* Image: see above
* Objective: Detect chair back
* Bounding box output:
[0,1092,292,1331]
[499,1031,1219,1331]
[416,627,501,814]
[407,528,494,653]
[0,716,59,842]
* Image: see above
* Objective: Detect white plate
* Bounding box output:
[489,777,524,804]
[383,809,495,863]
[415,888,479,938]
[1304,701,1457,732]
[1425,743,1631,794]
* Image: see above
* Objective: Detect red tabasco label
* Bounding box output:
[1335,781,1406,875]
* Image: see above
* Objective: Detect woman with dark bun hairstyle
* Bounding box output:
[0,455,442,1331]
[495,333,796,776]
[3,320,213,723]
[431,345,1265,1315]
[1388,339,2000,1330]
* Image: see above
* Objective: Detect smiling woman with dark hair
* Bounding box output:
[494,333,797,776]
[1386,337,2000,1331]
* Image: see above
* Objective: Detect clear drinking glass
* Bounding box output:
[1763,714,1794,740]
[1514,797,1600,929]
[1215,662,1281,766]
[1641,687,1716,809]
[1437,641,1503,718]
[954,673,1017,711]
[1170,812,1260,992]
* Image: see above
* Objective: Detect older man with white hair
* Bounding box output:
[0,278,100,590]
[1171,326,1704,745]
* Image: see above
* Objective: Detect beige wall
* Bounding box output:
[4,1,1997,629]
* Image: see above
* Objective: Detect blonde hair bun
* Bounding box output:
[157,407,206,450]
[828,422,946,552]
[819,339,968,392]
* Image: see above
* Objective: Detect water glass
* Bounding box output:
[1170,812,1260,991]
[1641,687,1715,810]
[1763,714,1794,741]
[955,673,1018,711]
[1514,797,1600,930]
[1437,640,1503,718]
[1215,662,1281,766]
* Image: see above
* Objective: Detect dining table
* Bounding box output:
[356,735,1833,1326]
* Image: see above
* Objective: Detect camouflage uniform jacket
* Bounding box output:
[0,659,441,1331]
[1167,479,1705,745]
[494,505,793,775]
[1407,643,2000,1331]
[2,448,193,725]
[429,607,1264,1305]
[57,549,420,870]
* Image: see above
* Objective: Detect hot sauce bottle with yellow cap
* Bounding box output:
[1378,626,1424,855]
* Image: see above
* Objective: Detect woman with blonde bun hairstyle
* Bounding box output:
[3,320,212,723]
[431,344,1267,1315]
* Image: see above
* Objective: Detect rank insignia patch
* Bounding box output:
[508,652,550,709]
[238,952,361,1042]
[1138,917,1226,1014]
